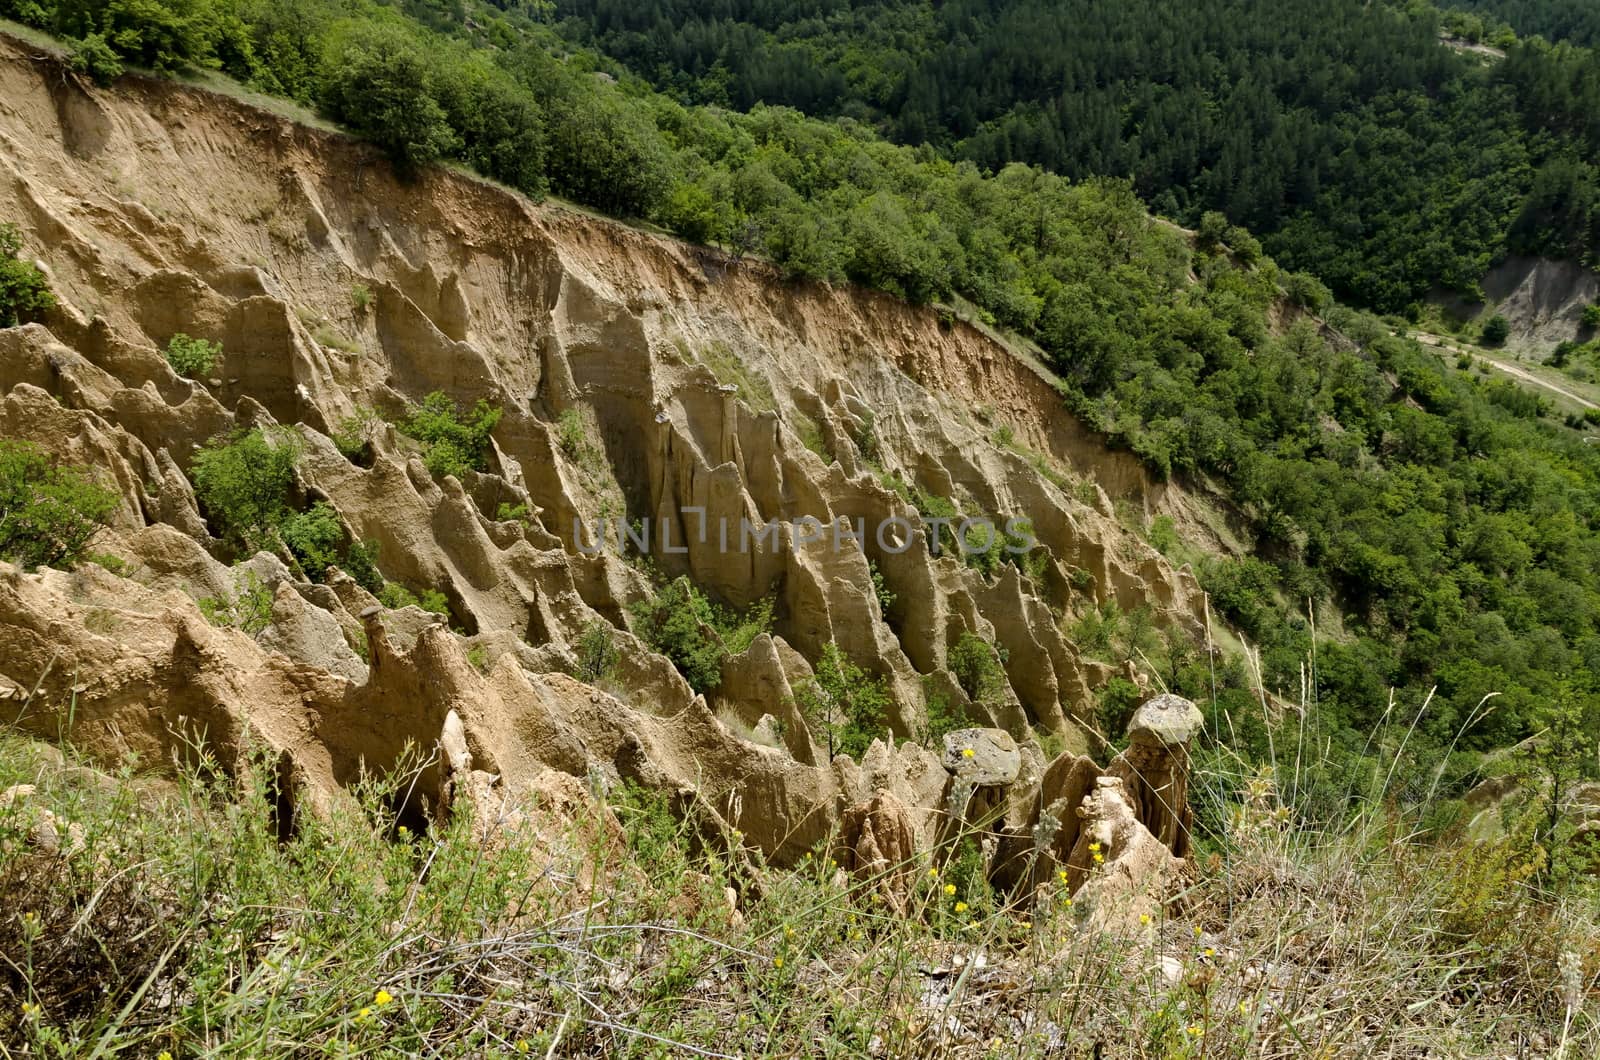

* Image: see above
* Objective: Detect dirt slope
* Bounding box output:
[0,36,1212,855]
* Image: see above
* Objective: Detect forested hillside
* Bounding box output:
[3,0,1600,794]
[553,0,1600,315]
[1443,0,1600,48]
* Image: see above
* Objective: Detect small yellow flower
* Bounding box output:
[772,957,784,969]
[927,867,939,878]
[961,747,975,758]
[1061,896,1073,907]
[1087,842,1102,853]
[20,1001,39,1018]
[1092,852,1104,864]
[396,825,409,836]
[1194,925,1204,937]
[1186,1024,1204,1037]
[516,1041,530,1055]
[1020,920,1032,931]
[355,1006,373,1024]
[1203,946,1215,958]
[158,1052,173,1060]
[784,925,795,938]
[1139,913,1152,926]
[1238,999,1249,1016]
[943,883,956,896]
[849,930,863,941]
[374,988,394,1007]
[1057,869,1069,884]
[954,901,969,913]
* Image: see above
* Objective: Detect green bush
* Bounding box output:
[1095,675,1143,738]
[1584,304,1600,330]
[67,31,123,84]
[556,408,588,460]
[1481,314,1511,346]
[190,428,301,551]
[197,570,273,637]
[342,538,384,594]
[319,23,458,175]
[575,619,620,683]
[948,632,1006,708]
[279,501,342,580]
[331,407,379,464]
[797,642,890,759]
[435,52,547,195]
[1285,271,1332,313]
[1147,514,1178,555]
[0,223,54,328]
[0,440,116,571]
[164,333,221,378]
[377,581,448,617]
[869,560,895,616]
[628,577,772,694]
[920,680,967,748]
[398,391,501,481]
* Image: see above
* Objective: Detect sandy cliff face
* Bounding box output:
[0,38,1210,855]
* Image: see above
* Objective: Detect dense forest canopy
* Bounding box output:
[1442,0,1600,48]
[2,0,1600,794]
[551,0,1600,315]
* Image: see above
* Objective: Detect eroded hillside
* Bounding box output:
[0,36,1215,856]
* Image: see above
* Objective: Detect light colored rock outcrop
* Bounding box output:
[0,37,1229,884]
[1065,775,1185,931]
[1107,693,1204,858]
[837,789,917,912]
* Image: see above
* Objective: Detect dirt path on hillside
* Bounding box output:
[1414,332,1599,411]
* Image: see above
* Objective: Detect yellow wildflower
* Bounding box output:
[1061,896,1073,907]
[1087,842,1101,853]
[943,883,957,896]
[20,1001,39,1018]
[158,1053,173,1060]
[374,988,394,1007]
[1187,1025,1204,1037]
[927,867,939,878]
[1194,925,1203,937]
[784,925,795,938]
[1092,852,1103,863]
[954,901,969,913]
[773,957,784,969]
[1057,869,1069,884]
[516,1042,530,1055]
[1139,913,1152,926]
[961,748,975,758]
[1203,947,1215,958]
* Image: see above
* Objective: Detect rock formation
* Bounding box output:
[1106,693,1205,858]
[0,37,1219,885]
[837,789,917,911]
[1064,775,1186,931]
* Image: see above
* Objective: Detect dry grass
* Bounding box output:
[0,729,1595,1058]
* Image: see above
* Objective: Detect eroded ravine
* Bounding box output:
[0,37,1213,859]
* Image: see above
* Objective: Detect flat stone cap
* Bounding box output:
[1126,693,1204,747]
[941,727,1021,785]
